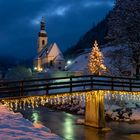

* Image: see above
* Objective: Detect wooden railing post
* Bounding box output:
[129,79,132,91]
[70,77,72,93]
[122,79,124,90]
[111,77,114,90]
[20,81,24,97]
[90,75,93,89]
[46,81,49,95]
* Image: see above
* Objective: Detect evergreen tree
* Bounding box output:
[88,41,106,75]
[107,0,140,44]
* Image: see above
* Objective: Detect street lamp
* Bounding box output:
[67,60,71,65]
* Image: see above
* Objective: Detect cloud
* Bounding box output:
[52,6,70,16]
[0,0,115,59]
[83,0,114,7]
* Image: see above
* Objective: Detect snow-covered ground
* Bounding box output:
[67,52,89,72]
[105,104,140,122]
[0,104,61,140]
[50,94,140,122]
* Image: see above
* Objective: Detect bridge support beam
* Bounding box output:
[85,91,105,128]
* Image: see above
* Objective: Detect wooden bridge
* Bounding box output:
[0,75,140,128]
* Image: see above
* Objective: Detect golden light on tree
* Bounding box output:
[88,40,106,75]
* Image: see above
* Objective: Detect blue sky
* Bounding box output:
[0,0,114,59]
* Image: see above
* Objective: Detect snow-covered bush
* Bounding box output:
[5,65,32,80]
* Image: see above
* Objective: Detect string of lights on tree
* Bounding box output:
[88,40,106,75]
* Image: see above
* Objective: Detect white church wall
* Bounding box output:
[48,43,62,59]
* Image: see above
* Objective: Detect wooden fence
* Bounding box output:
[0,75,140,98]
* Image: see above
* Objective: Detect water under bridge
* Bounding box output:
[0,75,140,128]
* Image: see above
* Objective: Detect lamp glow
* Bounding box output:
[67,60,71,65]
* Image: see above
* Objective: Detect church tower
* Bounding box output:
[38,17,48,53]
[34,17,65,72]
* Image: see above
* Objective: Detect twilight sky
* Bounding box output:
[0,0,114,59]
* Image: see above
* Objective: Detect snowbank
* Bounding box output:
[130,109,140,121]
[0,105,61,140]
[105,102,140,122]
[76,119,85,125]
[51,97,140,122]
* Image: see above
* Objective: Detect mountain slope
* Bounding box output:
[107,0,140,44]
[65,15,109,59]
[65,0,140,61]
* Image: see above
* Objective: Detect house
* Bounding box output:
[34,18,65,72]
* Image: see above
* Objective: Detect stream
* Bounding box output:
[18,106,140,140]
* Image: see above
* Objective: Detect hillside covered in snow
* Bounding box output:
[67,45,133,76]
[65,0,140,72]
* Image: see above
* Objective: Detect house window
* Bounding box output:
[58,67,61,70]
[42,40,45,45]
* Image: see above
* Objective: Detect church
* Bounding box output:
[34,18,65,72]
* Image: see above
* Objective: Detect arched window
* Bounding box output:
[42,40,45,45]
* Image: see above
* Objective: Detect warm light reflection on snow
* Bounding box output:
[0,105,60,140]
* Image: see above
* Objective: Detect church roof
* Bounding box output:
[53,54,65,61]
[35,44,48,59]
[35,42,64,60]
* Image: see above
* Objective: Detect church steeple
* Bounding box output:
[38,17,48,53]
[40,17,45,31]
[38,17,47,37]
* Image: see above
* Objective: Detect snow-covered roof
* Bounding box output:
[37,45,49,58]
[35,42,64,60]
[47,43,63,57]
[67,53,89,71]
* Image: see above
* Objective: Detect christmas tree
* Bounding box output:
[88,40,106,75]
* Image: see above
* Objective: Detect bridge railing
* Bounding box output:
[0,75,140,98]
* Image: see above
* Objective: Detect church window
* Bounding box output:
[50,60,53,66]
[42,40,45,45]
